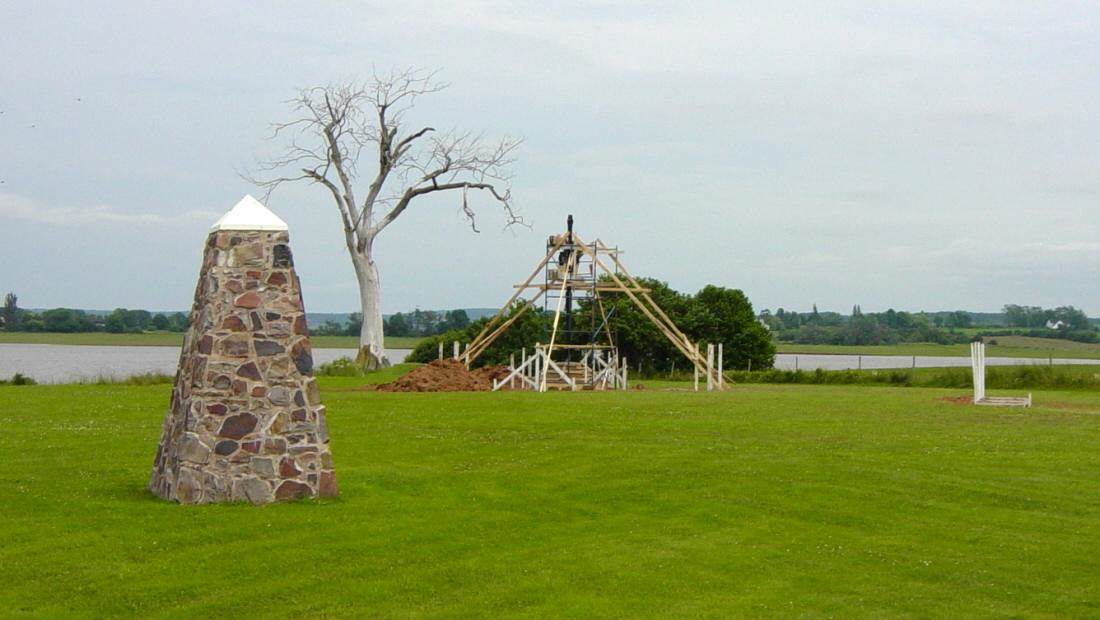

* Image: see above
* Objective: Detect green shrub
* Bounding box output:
[116,372,174,386]
[80,372,174,385]
[316,357,366,377]
[0,373,37,386]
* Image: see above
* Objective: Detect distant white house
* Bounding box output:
[1046,319,1066,330]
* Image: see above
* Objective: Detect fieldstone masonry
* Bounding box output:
[150,196,337,504]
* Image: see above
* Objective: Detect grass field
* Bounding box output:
[0,331,423,350]
[777,338,1100,360]
[2,376,1098,616]
[985,335,1100,353]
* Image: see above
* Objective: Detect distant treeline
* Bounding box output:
[385,309,470,337]
[1001,304,1090,330]
[760,304,1095,346]
[1,294,188,333]
[0,291,481,339]
[310,309,472,337]
[311,313,362,337]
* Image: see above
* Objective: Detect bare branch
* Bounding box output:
[246,69,522,369]
[248,69,521,249]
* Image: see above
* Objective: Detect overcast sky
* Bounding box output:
[1,1,1097,315]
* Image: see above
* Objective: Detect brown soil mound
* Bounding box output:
[377,359,511,392]
[937,395,973,405]
[472,364,512,385]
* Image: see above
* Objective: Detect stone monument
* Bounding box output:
[150,195,337,504]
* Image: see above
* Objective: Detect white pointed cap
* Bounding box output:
[210,195,289,231]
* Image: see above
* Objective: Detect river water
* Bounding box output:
[2,344,1098,384]
[771,353,1100,372]
[0,344,411,384]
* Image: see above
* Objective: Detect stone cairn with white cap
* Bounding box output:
[149,195,338,504]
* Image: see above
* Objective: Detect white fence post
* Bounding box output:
[693,342,700,392]
[706,344,714,392]
[972,340,981,400]
[980,342,986,401]
[717,343,724,390]
[971,341,987,403]
[535,342,543,392]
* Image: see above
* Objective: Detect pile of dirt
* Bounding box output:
[376,359,511,392]
[937,395,973,405]
[472,364,513,385]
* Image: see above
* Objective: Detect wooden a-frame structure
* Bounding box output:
[462,220,724,391]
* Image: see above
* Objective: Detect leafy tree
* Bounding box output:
[599,278,692,374]
[686,286,775,370]
[128,309,152,331]
[344,313,363,337]
[385,312,411,336]
[151,313,170,330]
[442,309,470,331]
[2,292,19,331]
[790,324,834,345]
[40,308,95,333]
[581,279,778,373]
[384,308,476,337]
[1003,304,1046,328]
[1049,306,1090,330]
[841,314,885,345]
[105,312,126,333]
[775,307,802,330]
[169,313,189,332]
[1003,304,1091,330]
[20,316,45,332]
[103,308,154,333]
[880,309,899,328]
[409,309,442,336]
[943,310,972,328]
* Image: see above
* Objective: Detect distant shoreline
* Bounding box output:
[3,332,1099,360]
[776,337,1100,360]
[0,332,424,350]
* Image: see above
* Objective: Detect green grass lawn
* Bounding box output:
[0,331,423,350]
[776,340,1100,360]
[1,377,1098,616]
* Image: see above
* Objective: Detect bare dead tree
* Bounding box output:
[251,69,522,369]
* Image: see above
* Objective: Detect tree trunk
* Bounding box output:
[352,248,389,370]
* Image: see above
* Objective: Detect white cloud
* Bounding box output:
[0,193,218,227]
